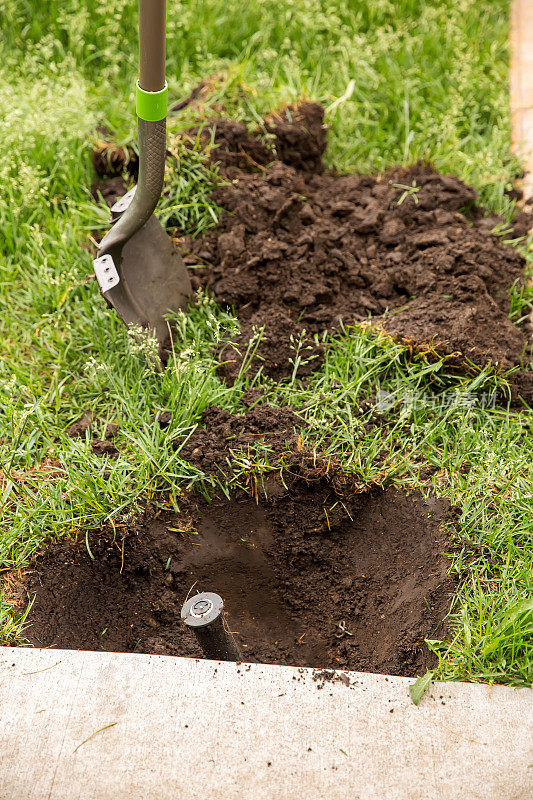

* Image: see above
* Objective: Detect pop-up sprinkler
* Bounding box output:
[181,592,242,662]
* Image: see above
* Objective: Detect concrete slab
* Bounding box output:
[0,647,530,800]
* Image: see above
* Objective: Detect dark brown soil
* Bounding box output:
[91,100,532,402]
[92,138,138,180]
[186,118,273,176]
[178,105,531,402]
[174,401,303,477]
[20,483,456,677]
[262,102,327,174]
[91,175,129,207]
[182,156,531,396]
[91,100,325,193]
[66,412,119,457]
[217,309,324,385]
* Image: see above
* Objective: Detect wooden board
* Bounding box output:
[511,0,533,200]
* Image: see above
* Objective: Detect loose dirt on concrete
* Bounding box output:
[93,101,532,401]
[19,482,456,677]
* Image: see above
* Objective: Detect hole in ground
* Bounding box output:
[20,484,457,677]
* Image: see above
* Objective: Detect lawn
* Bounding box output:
[0,0,531,684]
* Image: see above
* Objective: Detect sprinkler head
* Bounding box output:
[181,592,242,662]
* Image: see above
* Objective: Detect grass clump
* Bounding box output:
[158,130,224,236]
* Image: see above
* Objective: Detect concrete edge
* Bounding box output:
[0,647,531,800]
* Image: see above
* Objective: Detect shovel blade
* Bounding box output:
[101,213,191,347]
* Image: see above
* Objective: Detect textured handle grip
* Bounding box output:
[98,118,166,258]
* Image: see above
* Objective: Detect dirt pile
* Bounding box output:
[66,411,119,457]
[174,399,303,476]
[92,101,325,193]
[92,100,532,402]
[179,136,531,398]
[20,483,456,677]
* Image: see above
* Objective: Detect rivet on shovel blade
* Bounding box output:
[181,592,242,662]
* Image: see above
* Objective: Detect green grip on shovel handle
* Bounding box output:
[136,81,168,121]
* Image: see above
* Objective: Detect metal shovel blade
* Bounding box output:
[96,219,191,347]
[94,188,191,349]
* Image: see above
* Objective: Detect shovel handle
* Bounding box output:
[98,0,168,260]
[139,0,166,92]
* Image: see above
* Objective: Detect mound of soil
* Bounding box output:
[174,401,302,476]
[91,100,532,401]
[217,309,324,385]
[20,484,456,677]
[92,100,326,192]
[66,411,119,457]
[182,153,531,398]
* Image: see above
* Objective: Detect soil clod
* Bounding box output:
[65,412,120,457]
[174,403,302,477]
[66,411,95,438]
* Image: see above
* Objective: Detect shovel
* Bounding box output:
[93,0,191,349]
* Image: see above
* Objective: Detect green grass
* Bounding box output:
[157,130,224,235]
[0,0,531,685]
